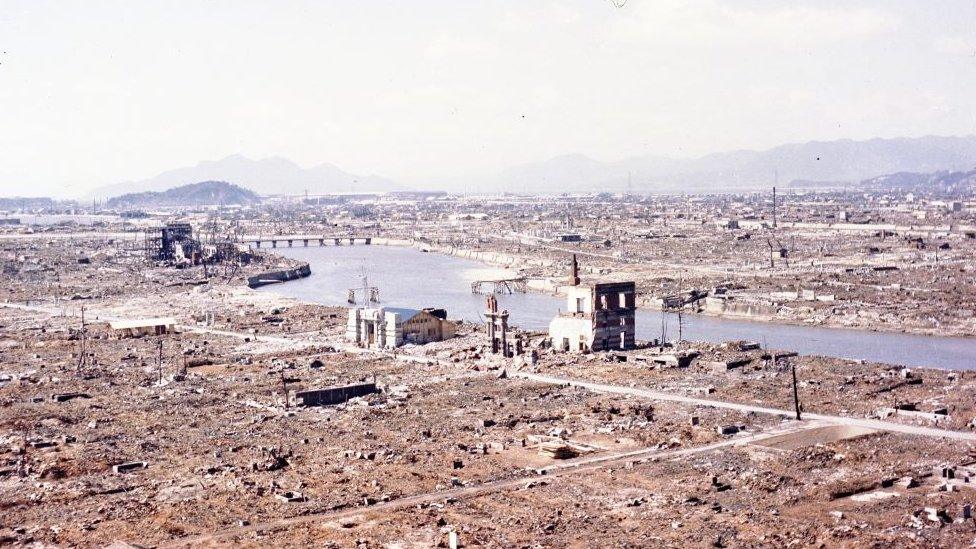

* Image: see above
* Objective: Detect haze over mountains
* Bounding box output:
[483,135,976,194]
[90,135,976,199]
[90,155,400,200]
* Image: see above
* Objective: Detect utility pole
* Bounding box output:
[76,306,87,375]
[676,274,684,342]
[772,168,778,229]
[791,361,802,421]
[54,269,62,306]
[677,308,683,342]
[156,339,163,384]
[659,314,667,346]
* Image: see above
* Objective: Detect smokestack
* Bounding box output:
[568,254,580,286]
[773,186,777,228]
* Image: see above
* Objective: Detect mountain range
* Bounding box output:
[479,135,976,193]
[89,135,976,199]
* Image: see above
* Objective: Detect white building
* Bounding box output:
[109,318,177,339]
[347,307,456,349]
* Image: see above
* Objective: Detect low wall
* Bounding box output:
[295,382,378,407]
[246,263,311,289]
[703,296,778,318]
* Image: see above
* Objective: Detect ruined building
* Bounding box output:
[347,307,456,349]
[145,223,200,263]
[548,254,636,352]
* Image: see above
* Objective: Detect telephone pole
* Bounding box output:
[791,361,802,421]
[156,339,163,384]
[76,306,87,375]
[677,308,683,342]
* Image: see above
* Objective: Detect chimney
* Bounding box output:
[568,254,580,286]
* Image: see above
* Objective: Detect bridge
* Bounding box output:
[237,235,374,249]
[471,277,528,295]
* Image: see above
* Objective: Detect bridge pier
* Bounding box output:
[318,238,324,246]
[334,238,341,246]
[365,237,371,245]
[287,240,293,247]
[303,239,308,247]
[272,240,277,248]
[255,241,261,249]
[348,237,354,245]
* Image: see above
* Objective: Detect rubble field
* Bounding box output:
[2,224,976,547]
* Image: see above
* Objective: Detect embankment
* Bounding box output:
[247,263,312,289]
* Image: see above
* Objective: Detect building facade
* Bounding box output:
[347,307,456,349]
[549,281,637,352]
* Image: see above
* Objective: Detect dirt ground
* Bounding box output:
[2,222,976,547]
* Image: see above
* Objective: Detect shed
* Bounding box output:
[109,318,177,338]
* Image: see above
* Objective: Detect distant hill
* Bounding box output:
[862,167,976,191]
[90,155,402,199]
[106,181,260,209]
[0,197,56,210]
[475,135,976,194]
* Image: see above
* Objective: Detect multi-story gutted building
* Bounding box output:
[548,255,636,352]
[145,222,199,263]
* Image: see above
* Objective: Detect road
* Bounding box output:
[511,371,976,441]
[0,301,446,361]
[160,423,810,547]
[6,301,974,442]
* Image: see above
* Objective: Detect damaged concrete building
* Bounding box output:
[346,306,456,349]
[145,223,200,263]
[549,255,637,352]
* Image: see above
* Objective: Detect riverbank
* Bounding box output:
[364,237,975,339]
[255,243,976,370]
[246,263,312,288]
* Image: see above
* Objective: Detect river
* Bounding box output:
[257,245,976,370]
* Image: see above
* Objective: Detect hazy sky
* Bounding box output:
[2,0,975,196]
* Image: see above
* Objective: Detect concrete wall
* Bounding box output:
[703,296,778,318]
[347,307,403,349]
[246,263,311,288]
[295,382,378,407]
[592,282,636,352]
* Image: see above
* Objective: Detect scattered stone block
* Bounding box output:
[112,461,148,474]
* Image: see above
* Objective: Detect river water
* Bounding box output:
[257,245,976,370]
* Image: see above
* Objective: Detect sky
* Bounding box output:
[1,0,975,197]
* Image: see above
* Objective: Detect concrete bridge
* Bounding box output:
[239,235,373,249]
